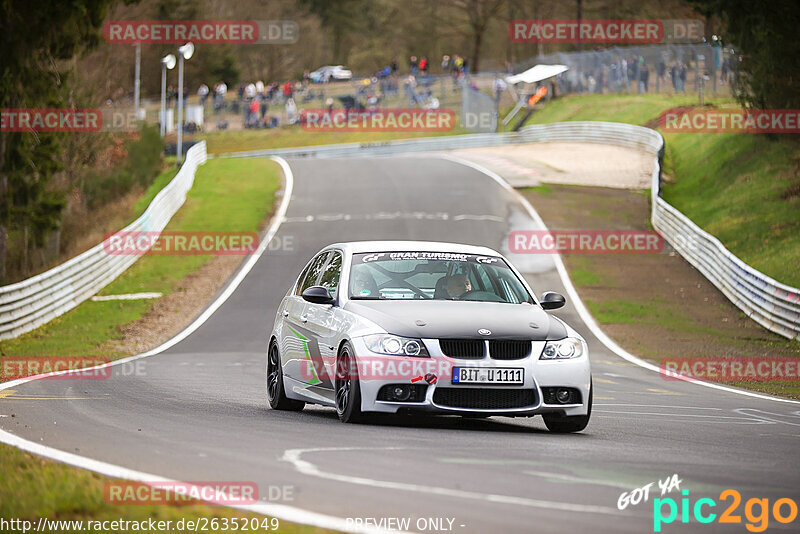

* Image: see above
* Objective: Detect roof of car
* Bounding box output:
[324,241,502,256]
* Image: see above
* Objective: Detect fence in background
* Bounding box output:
[515,43,737,97]
[0,142,208,341]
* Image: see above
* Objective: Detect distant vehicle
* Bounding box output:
[267,241,592,432]
[309,65,353,83]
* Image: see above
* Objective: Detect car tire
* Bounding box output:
[335,343,364,423]
[542,381,592,433]
[267,342,305,411]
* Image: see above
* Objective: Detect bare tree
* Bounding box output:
[442,0,507,73]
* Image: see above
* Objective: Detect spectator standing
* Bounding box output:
[621,57,629,91]
[285,97,297,124]
[260,94,268,120]
[492,76,507,102]
[245,82,256,100]
[640,64,650,92]
[657,59,666,84]
[404,74,418,105]
[197,84,209,108]
[248,98,259,127]
[214,82,227,112]
[671,62,679,92]
[410,55,418,76]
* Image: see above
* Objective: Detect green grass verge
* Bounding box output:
[661,132,800,286]
[512,93,700,127]
[0,444,328,534]
[585,298,729,337]
[199,127,471,156]
[562,256,612,287]
[0,158,281,357]
[520,93,800,287]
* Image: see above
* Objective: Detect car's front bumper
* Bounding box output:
[349,337,591,417]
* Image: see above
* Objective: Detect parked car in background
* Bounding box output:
[309,65,353,83]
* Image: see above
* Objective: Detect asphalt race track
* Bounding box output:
[2,155,799,533]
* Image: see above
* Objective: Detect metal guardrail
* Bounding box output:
[5,121,798,342]
[0,141,208,341]
[221,122,800,340]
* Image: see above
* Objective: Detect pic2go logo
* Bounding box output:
[653,489,798,532]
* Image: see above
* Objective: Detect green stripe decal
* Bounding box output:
[287,326,321,385]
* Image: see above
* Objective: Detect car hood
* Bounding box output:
[344,300,567,340]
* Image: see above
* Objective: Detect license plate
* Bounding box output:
[452,367,524,385]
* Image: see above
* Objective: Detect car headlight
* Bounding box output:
[540,338,584,360]
[363,334,429,357]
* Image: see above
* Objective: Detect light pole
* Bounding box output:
[134,43,141,118]
[160,54,176,137]
[176,42,194,165]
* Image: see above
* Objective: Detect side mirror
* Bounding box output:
[302,285,335,305]
[539,291,565,310]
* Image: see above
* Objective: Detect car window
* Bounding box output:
[473,264,493,292]
[349,252,534,303]
[294,262,312,295]
[318,251,343,298]
[296,252,330,295]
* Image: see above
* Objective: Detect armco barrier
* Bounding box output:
[223,122,800,340]
[0,141,208,341]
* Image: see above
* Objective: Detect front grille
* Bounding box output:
[439,339,485,359]
[433,388,537,410]
[489,340,531,360]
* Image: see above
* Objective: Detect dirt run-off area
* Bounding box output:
[453,142,654,188]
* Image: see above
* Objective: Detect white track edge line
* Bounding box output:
[0,157,400,534]
[439,153,800,406]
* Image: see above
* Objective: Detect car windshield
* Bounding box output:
[349,252,534,303]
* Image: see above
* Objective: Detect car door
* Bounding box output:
[304,250,344,397]
[281,251,329,387]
